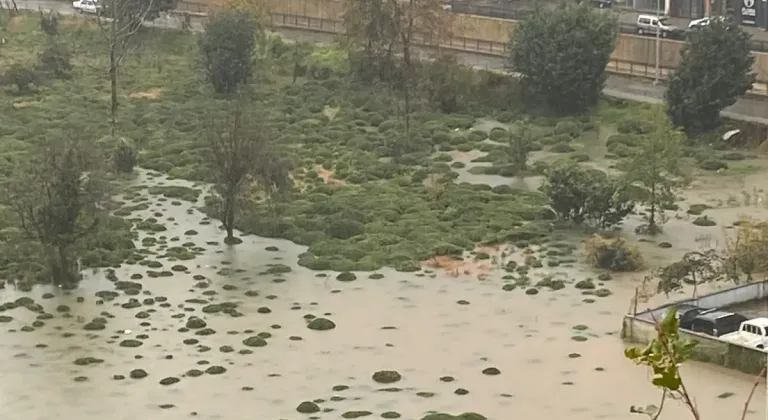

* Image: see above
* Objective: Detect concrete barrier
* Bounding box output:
[621,314,766,375]
[255,0,768,92]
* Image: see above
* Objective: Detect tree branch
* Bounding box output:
[740,364,766,420]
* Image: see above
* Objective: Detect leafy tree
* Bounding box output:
[723,218,768,283]
[206,97,291,244]
[2,136,102,287]
[666,18,755,134]
[199,7,260,95]
[625,111,685,234]
[540,159,634,228]
[420,54,472,113]
[342,0,400,82]
[508,5,617,115]
[654,249,722,297]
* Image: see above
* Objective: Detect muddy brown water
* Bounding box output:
[0,169,765,420]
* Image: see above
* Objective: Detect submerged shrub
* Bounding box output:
[113,137,138,173]
[584,235,643,272]
[3,64,39,94]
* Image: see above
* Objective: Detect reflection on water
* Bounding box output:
[0,169,764,420]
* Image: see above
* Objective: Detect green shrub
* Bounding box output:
[326,219,365,240]
[489,127,508,140]
[3,64,39,94]
[616,118,652,135]
[720,152,747,161]
[699,159,727,171]
[553,121,581,138]
[540,160,633,228]
[549,143,575,153]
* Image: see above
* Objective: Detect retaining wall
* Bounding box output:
[623,280,768,375]
[635,280,768,323]
[249,0,768,91]
[622,315,766,374]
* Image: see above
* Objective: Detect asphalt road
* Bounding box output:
[453,0,768,45]
[9,0,768,124]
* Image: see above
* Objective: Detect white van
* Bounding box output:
[636,14,679,38]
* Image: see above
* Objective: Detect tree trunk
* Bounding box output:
[402,39,411,136]
[50,245,76,287]
[223,194,235,239]
[110,46,118,137]
[648,182,657,233]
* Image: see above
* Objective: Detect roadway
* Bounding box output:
[450,0,768,47]
[9,0,768,124]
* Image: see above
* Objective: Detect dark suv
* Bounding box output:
[690,311,748,337]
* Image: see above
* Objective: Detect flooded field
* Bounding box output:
[0,13,767,420]
[0,169,765,420]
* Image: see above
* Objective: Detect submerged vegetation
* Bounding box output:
[0,1,766,419]
[0,3,761,284]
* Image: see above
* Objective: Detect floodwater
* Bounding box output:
[0,169,765,420]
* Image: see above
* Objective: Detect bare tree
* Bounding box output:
[344,0,449,134]
[206,97,291,244]
[393,0,447,135]
[2,136,102,287]
[97,0,155,135]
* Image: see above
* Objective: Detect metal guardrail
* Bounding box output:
[173,5,768,93]
[267,12,768,94]
[271,12,509,56]
[176,1,768,53]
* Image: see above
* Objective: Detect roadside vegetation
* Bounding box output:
[0,2,762,289]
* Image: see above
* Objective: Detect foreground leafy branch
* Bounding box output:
[626,308,765,420]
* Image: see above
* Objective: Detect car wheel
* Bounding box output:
[758,344,765,349]
[637,28,644,35]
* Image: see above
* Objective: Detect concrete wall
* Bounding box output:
[265,0,345,20]
[622,315,766,374]
[634,280,768,322]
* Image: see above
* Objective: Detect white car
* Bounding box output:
[688,16,727,29]
[72,0,102,14]
[720,317,768,351]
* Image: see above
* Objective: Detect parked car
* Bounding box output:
[636,14,680,38]
[689,310,748,337]
[591,0,613,8]
[72,0,102,14]
[677,305,718,330]
[688,16,727,29]
[720,318,768,350]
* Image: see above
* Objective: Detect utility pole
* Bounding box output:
[654,0,661,84]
